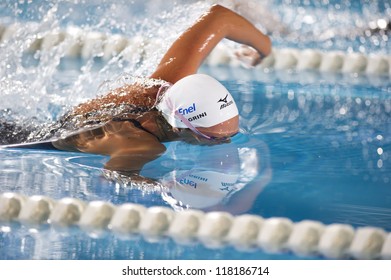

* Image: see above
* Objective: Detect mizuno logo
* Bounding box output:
[218,94,228,104]
[218,94,233,110]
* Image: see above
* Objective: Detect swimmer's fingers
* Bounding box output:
[234,45,263,68]
[102,169,162,189]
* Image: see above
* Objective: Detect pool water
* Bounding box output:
[1,0,391,259]
[1,67,390,259]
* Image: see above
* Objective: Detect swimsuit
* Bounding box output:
[27,103,152,143]
[27,77,168,143]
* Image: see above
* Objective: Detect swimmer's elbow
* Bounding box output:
[209,4,272,57]
[209,4,226,12]
[209,4,232,17]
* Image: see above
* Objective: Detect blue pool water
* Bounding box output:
[1,0,391,259]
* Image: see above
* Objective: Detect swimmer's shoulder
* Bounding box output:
[72,77,166,116]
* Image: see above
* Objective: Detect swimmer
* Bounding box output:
[4,5,271,178]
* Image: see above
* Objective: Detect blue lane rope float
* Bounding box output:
[0,23,390,76]
[0,192,390,260]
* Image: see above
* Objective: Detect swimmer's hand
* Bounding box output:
[234,45,264,68]
[102,169,165,190]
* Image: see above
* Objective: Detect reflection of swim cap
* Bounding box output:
[160,142,241,210]
[157,74,239,130]
[161,170,240,209]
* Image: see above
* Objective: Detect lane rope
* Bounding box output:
[0,192,390,259]
[0,23,390,76]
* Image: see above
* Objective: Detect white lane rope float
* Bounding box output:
[0,192,390,260]
[0,23,390,76]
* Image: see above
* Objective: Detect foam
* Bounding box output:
[81,31,107,59]
[366,54,390,75]
[40,31,66,51]
[296,49,322,70]
[207,43,232,66]
[78,201,115,231]
[318,224,355,259]
[342,52,368,73]
[256,217,293,253]
[319,51,344,72]
[226,214,264,250]
[257,49,276,68]
[103,34,129,60]
[349,227,386,259]
[138,206,175,240]
[109,203,146,236]
[197,211,234,248]
[274,48,299,70]
[49,197,86,227]
[381,233,391,260]
[63,26,84,57]
[0,193,26,221]
[168,209,205,244]
[18,195,55,224]
[287,220,325,256]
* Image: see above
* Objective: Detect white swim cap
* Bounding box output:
[157,74,239,131]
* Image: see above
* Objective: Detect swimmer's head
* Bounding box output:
[156,74,239,141]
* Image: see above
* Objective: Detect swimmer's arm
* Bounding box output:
[150,4,271,83]
[53,120,166,174]
[104,152,160,174]
[87,137,166,174]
